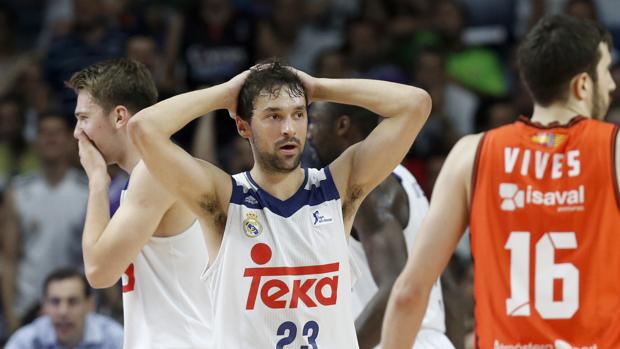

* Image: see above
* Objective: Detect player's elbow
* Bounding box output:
[127,113,149,147]
[408,87,432,121]
[84,264,118,289]
[390,273,430,311]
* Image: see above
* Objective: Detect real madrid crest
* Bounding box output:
[243,212,262,237]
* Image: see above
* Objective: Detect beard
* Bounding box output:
[591,83,610,120]
[252,136,303,174]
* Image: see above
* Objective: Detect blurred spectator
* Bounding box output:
[44,0,126,117]
[126,35,179,96]
[0,5,37,98]
[412,47,479,136]
[484,98,518,129]
[182,0,255,89]
[36,0,74,53]
[394,0,509,97]
[344,17,406,81]
[1,112,87,334]
[0,96,39,192]
[313,48,352,78]
[565,0,598,20]
[256,0,342,73]
[172,0,256,150]
[5,268,123,349]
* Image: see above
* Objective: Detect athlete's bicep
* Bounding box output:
[129,122,230,218]
[330,94,430,203]
[85,166,173,286]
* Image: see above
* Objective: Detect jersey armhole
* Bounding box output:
[611,126,620,210]
[469,133,487,212]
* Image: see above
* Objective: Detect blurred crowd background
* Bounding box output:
[0,0,620,347]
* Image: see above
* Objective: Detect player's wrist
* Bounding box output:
[88,174,111,190]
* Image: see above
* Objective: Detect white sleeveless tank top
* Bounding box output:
[202,167,359,349]
[349,165,447,342]
[120,189,211,349]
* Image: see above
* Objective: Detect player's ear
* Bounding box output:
[113,105,131,129]
[571,72,591,101]
[235,116,252,139]
[335,115,351,136]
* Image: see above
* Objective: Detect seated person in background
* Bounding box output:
[5,268,123,349]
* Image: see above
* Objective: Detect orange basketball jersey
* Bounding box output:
[470,116,620,349]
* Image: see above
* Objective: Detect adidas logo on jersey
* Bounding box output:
[499,183,585,212]
[244,243,339,310]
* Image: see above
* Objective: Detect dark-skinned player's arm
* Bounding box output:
[381,134,482,349]
[353,177,409,349]
[295,70,431,225]
[128,72,250,248]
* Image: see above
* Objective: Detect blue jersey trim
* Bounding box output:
[229,167,340,218]
[390,172,402,183]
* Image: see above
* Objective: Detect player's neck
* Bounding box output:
[249,165,305,201]
[530,103,590,126]
[117,141,141,174]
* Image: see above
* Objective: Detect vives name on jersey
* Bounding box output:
[504,148,580,179]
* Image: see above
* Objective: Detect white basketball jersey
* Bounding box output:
[350,165,447,344]
[202,167,359,349]
[120,190,211,349]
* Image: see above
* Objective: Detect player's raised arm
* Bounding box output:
[301,73,430,210]
[380,134,481,349]
[77,134,176,287]
[128,72,249,222]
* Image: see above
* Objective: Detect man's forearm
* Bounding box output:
[82,181,111,273]
[381,279,430,349]
[133,84,230,137]
[312,78,427,120]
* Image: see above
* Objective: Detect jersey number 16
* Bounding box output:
[505,232,579,319]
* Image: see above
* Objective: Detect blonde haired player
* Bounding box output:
[70,58,210,348]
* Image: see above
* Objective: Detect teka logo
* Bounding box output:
[244,243,339,310]
[499,183,585,212]
[312,210,333,226]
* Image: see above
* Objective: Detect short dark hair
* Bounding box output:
[237,59,307,122]
[67,58,158,114]
[43,268,91,298]
[518,15,612,106]
[324,103,379,137]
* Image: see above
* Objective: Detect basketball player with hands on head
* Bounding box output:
[307,102,454,349]
[382,15,619,349]
[70,58,211,349]
[128,60,431,348]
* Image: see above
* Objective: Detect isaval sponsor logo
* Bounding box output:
[499,183,585,212]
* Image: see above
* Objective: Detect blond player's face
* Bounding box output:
[248,89,307,173]
[591,42,616,120]
[73,91,118,164]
